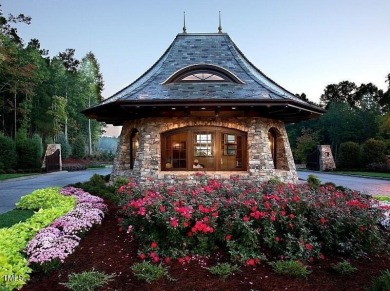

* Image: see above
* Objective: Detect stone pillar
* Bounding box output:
[318,145,336,171]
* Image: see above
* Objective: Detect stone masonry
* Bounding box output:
[111,116,297,184]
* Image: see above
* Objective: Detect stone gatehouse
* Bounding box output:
[83,29,324,184]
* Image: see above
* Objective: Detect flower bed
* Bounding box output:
[117,174,389,266]
[25,187,107,270]
[0,187,107,290]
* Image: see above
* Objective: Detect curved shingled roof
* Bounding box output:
[83,32,324,124]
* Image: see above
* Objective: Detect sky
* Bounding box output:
[2,0,390,136]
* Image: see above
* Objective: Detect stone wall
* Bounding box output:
[111,117,297,184]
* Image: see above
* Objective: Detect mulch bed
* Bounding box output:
[23,201,390,291]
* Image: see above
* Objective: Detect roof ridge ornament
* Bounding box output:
[218,11,222,33]
[183,11,187,33]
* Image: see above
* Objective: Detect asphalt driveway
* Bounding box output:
[298,170,390,196]
[0,168,111,214]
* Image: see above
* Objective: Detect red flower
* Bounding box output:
[118,227,122,232]
[305,243,313,251]
[243,216,250,222]
[246,258,255,266]
[165,257,171,264]
[309,257,314,263]
[225,234,232,241]
[170,218,179,228]
[320,217,326,225]
[289,214,295,219]
[178,258,185,264]
[270,216,276,221]
[185,255,191,262]
[292,196,299,203]
[274,236,280,242]
[153,256,159,263]
[139,253,146,260]
[159,205,166,212]
[151,241,158,249]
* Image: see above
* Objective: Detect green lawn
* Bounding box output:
[0,209,35,228]
[333,171,390,179]
[0,173,38,181]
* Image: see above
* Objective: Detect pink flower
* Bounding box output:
[159,205,166,212]
[305,243,313,251]
[274,236,280,242]
[246,258,255,266]
[153,256,159,263]
[225,234,232,241]
[289,214,295,219]
[139,253,146,260]
[170,218,179,228]
[243,216,250,222]
[151,241,158,249]
[165,257,171,264]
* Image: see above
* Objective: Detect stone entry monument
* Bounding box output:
[306,145,336,171]
[42,144,62,172]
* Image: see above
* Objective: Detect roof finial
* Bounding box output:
[218,11,222,33]
[183,11,187,33]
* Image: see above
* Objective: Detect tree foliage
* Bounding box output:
[0,6,104,161]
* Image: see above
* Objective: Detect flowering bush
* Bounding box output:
[24,187,107,272]
[25,227,80,265]
[117,174,388,266]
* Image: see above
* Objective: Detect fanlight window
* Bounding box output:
[179,71,229,82]
[161,127,247,171]
[163,64,244,84]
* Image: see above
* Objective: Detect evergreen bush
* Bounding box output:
[338,141,360,169]
[16,131,41,169]
[0,134,17,169]
[362,139,386,167]
[55,132,71,159]
[71,136,86,159]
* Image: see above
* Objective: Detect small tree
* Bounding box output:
[71,135,86,159]
[338,141,360,169]
[362,138,386,166]
[294,129,319,164]
[55,132,71,159]
[0,134,17,169]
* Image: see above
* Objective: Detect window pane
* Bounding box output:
[165,132,187,169]
[193,132,214,169]
[221,133,243,170]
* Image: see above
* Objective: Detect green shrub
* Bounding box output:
[207,263,240,279]
[307,174,321,189]
[114,177,129,189]
[269,260,311,277]
[16,187,76,210]
[131,262,171,283]
[362,139,386,167]
[338,141,360,169]
[367,269,390,291]
[331,260,357,275]
[15,131,42,169]
[55,132,71,159]
[71,135,86,159]
[0,134,17,170]
[61,269,115,291]
[89,174,106,186]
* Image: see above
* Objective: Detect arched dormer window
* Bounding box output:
[162,64,244,84]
